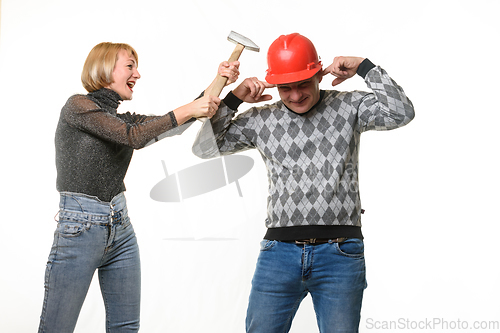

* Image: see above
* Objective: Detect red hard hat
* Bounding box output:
[265,33,322,84]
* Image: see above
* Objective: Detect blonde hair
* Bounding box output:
[81,42,139,92]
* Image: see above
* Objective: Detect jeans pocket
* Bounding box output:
[58,221,89,238]
[335,238,364,258]
[259,239,277,251]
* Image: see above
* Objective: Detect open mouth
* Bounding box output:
[127,81,136,90]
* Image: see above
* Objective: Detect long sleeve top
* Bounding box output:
[192,60,415,240]
[56,88,194,202]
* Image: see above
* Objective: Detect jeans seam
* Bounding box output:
[104,224,115,253]
[38,232,61,333]
[68,193,85,213]
[100,272,111,333]
[309,247,315,280]
[283,293,306,333]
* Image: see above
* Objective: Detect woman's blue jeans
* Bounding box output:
[246,239,367,333]
[38,192,141,333]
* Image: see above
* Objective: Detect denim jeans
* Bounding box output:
[246,238,367,333]
[38,192,141,333]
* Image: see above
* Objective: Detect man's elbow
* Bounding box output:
[404,103,415,125]
[192,146,219,159]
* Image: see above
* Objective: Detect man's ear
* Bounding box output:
[317,70,323,84]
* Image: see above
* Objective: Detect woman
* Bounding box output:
[38,42,240,332]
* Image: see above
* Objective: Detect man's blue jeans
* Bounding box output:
[246,238,367,333]
[38,192,141,333]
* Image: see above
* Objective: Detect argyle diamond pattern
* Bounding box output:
[193,66,414,228]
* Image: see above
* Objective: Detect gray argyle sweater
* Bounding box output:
[192,60,415,240]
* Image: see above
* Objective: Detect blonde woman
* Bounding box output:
[38,42,239,332]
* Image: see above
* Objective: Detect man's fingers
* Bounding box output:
[246,77,261,98]
[258,94,273,102]
[234,77,276,103]
[253,80,276,99]
[331,77,346,87]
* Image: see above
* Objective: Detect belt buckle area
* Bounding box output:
[295,238,317,245]
[294,237,347,245]
[334,237,347,243]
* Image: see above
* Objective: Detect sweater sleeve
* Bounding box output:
[192,100,256,159]
[63,95,194,149]
[355,65,415,132]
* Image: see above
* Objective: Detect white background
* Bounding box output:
[1,0,499,332]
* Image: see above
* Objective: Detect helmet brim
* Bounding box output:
[265,65,322,85]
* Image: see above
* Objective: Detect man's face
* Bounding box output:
[277,73,322,114]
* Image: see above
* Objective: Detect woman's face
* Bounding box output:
[107,49,140,100]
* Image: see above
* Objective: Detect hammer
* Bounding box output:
[206,31,260,97]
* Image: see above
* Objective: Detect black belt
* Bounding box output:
[290,237,347,245]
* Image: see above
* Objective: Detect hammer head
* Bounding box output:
[228,31,260,52]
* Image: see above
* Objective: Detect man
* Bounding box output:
[193,33,414,333]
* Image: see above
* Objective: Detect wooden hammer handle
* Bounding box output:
[207,43,245,97]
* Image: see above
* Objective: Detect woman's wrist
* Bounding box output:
[172,104,192,126]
